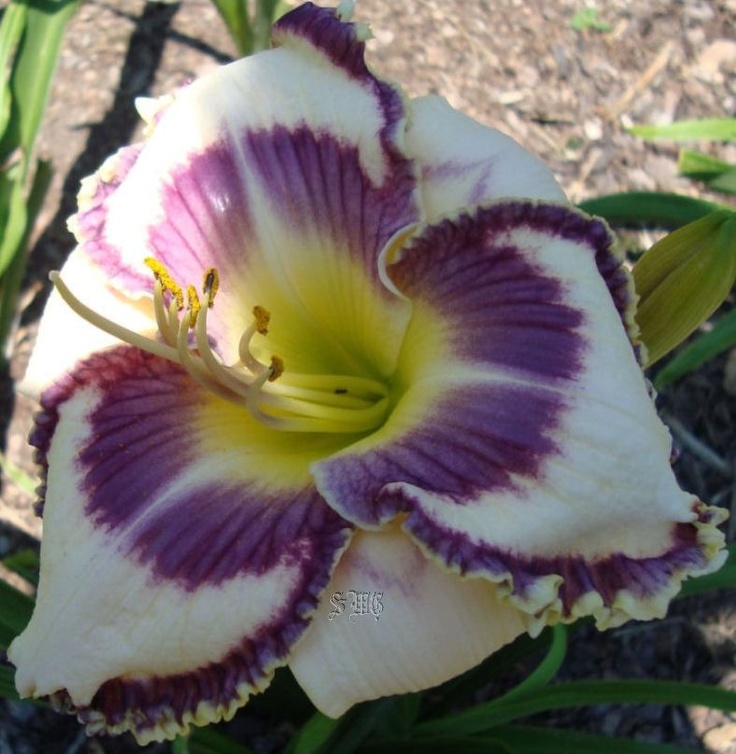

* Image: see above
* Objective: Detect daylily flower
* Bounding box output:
[9,2,727,744]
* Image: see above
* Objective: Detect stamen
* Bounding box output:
[194,291,257,397]
[145,257,183,310]
[50,272,178,363]
[253,305,270,334]
[152,278,172,343]
[238,306,271,375]
[269,355,284,381]
[203,267,219,304]
[52,263,390,435]
[175,298,243,404]
[186,285,201,328]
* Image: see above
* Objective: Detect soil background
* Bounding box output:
[1,0,736,752]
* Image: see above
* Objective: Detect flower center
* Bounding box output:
[50,261,390,434]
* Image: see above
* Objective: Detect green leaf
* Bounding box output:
[488,625,567,706]
[211,0,253,56]
[0,2,27,143]
[676,150,736,195]
[678,544,736,597]
[0,662,21,701]
[633,210,736,365]
[570,7,610,32]
[415,680,736,737]
[492,724,698,754]
[578,192,728,230]
[709,168,736,195]
[1,0,79,159]
[252,0,280,51]
[0,449,37,495]
[172,735,190,754]
[654,307,736,389]
[0,172,27,278]
[678,149,733,179]
[0,0,76,359]
[0,577,34,649]
[2,548,39,586]
[0,156,52,358]
[287,712,341,754]
[296,698,413,754]
[630,118,736,142]
[372,693,422,739]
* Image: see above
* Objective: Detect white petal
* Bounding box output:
[289,525,527,717]
[21,249,156,398]
[406,95,566,221]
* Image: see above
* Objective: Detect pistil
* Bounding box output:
[50,262,390,434]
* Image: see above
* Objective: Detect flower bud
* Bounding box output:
[633,210,736,366]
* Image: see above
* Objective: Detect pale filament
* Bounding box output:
[50,267,390,434]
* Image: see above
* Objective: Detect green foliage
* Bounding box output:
[678,544,736,598]
[630,118,736,143]
[578,192,728,230]
[0,577,33,649]
[633,210,736,366]
[0,449,37,495]
[211,0,287,56]
[0,4,734,753]
[570,7,611,32]
[654,306,736,389]
[630,118,736,196]
[0,0,79,363]
[678,151,736,195]
[415,680,736,738]
[598,116,736,384]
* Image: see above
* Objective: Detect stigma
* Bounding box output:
[49,262,389,434]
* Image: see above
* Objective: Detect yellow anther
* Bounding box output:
[203,267,219,306]
[145,257,183,310]
[253,305,271,335]
[269,355,284,382]
[186,285,201,327]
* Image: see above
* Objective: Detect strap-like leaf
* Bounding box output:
[630,118,736,142]
[415,680,736,737]
[579,192,727,230]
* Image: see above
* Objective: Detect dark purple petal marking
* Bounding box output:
[150,124,416,300]
[242,124,415,263]
[148,139,252,289]
[391,205,589,378]
[317,384,566,528]
[31,345,350,590]
[399,201,633,348]
[316,202,609,526]
[423,157,498,208]
[405,507,708,617]
[29,342,353,737]
[313,200,707,621]
[74,144,151,291]
[273,4,400,110]
[73,1,418,325]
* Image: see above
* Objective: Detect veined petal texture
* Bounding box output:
[10,346,351,742]
[314,201,726,631]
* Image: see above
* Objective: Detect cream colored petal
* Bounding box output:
[289,525,527,717]
[21,249,156,399]
[11,345,350,743]
[406,95,566,222]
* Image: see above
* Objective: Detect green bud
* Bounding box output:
[633,210,736,367]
